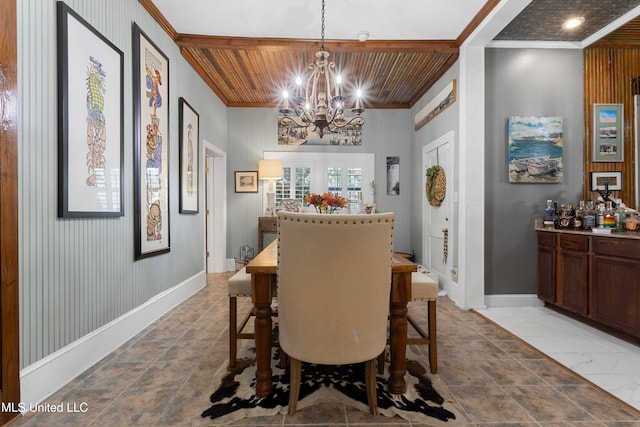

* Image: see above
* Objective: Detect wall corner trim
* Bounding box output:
[18,272,206,408]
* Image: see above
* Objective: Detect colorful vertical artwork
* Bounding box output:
[85,56,107,187]
[57,2,123,217]
[133,24,170,259]
[508,116,563,184]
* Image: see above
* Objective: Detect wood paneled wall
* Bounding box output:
[584,48,640,208]
[0,0,20,422]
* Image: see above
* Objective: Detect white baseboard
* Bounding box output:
[484,294,544,308]
[19,271,206,409]
[225,258,237,271]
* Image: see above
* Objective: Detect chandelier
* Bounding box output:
[279,0,365,139]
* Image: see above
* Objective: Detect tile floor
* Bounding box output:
[12,272,640,426]
[476,305,640,412]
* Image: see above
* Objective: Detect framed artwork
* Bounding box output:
[57,2,124,217]
[590,171,622,191]
[593,104,624,162]
[508,116,563,184]
[179,97,199,214]
[277,119,362,145]
[414,79,457,131]
[133,23,170,259]
[386,156,400,195]
[235,171,258,193]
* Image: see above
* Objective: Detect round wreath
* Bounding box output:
[425,165,446,207]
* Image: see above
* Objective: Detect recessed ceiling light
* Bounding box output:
[562,17,585,30]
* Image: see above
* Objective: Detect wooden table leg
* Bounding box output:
[388,271,410,394]
[253,273,273,397]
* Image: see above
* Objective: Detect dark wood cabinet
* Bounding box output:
[557,234,589,315]
[591,237,640,337]
[537,229,640,343]
[537,232,556,303]
[258,217,277,251]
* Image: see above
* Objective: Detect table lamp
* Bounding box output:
[258,159,282,216]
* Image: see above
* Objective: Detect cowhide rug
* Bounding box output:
[201,343,464,425]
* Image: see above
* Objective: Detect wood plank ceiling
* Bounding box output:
[140,0,640,109]
[139,0,499,108]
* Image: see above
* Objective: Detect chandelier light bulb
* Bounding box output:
[282,90,289,99]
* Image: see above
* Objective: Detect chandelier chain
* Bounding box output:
[320,0,325,50]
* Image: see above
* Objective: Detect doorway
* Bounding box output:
[204,141,227,273]
[422,131,455,295]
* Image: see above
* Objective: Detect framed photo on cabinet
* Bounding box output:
[593,104,624,162]
[57,2,124,217]
[590,171,622,191]
[178,97,199,214]
[132,23,170,259]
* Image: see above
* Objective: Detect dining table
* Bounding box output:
[245,239,418,397]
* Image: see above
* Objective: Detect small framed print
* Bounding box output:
[235,171,258,193]
[593,104,624,162]
[178,97,199,214]
[590,171,622,191]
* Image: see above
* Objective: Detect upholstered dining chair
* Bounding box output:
[277,211,395,415]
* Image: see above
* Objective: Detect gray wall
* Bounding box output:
[410,63,460,267]
[225,107,413,258]
[18,0,227,368]
[484,48,584,295]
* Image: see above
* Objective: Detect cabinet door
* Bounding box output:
[591,242,640,338]
[558,249,589,314]
[537,243,556,303]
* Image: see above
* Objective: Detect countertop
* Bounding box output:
[535,226,640,240]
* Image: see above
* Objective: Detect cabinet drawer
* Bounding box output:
[537,232,556,247]
[593,237,640,260]
[559,234,588,251]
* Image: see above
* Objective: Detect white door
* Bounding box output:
[205,142,227,273]
[422,132,454,291]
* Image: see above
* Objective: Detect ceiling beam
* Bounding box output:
[174,35,459,54]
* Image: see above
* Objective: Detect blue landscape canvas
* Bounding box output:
[508,116,563,183]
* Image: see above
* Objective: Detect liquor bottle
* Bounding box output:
[583,200,596,230]
[596,202,605,228]
[615,198,627,231]
[573,201,584,230]
[626,213,639,231]
[603,201,616,228]
[557,204,573,229]
[568,202,576,225]
[543,199,555,229]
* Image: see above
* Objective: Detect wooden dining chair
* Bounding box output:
[377,270,438,375]
[276,211,395,415]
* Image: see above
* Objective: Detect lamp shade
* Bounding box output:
[258,159,283,180]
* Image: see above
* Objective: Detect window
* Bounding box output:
[264,152,374,212]
[275,165,311,205]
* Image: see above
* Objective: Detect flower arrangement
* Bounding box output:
[304,192,348,213]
